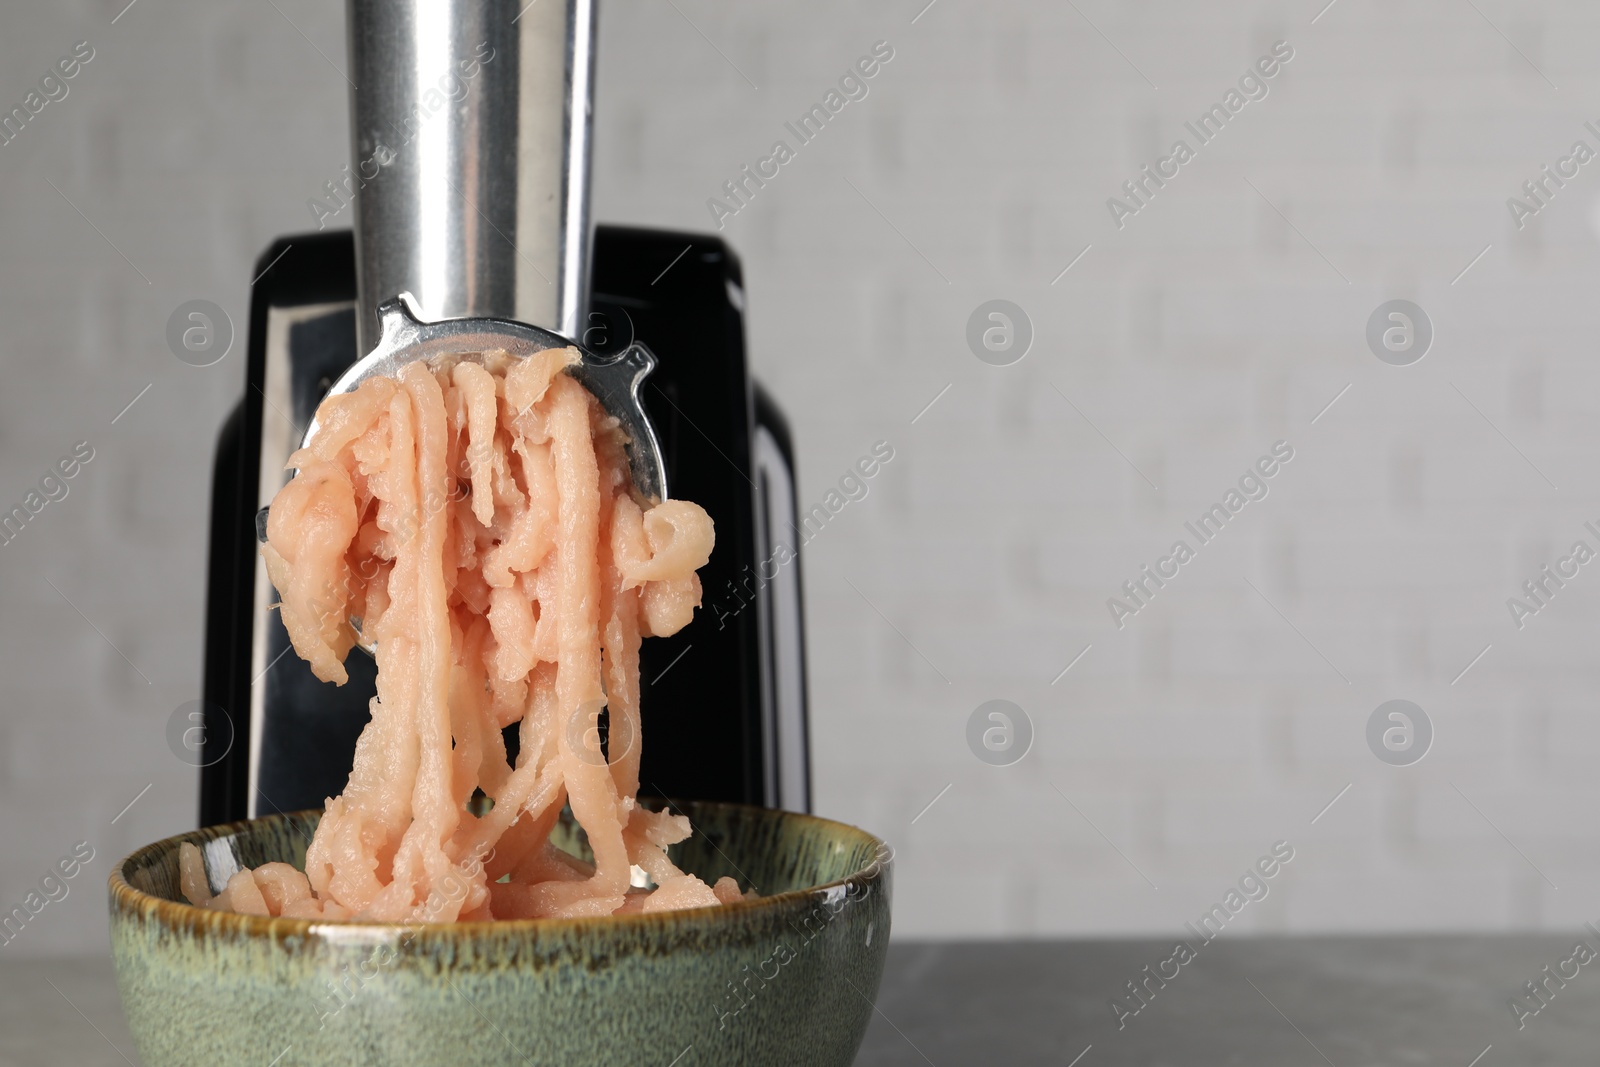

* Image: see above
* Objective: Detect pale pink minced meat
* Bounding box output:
[178,349,749,920]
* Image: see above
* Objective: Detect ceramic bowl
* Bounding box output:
[109,800,891,1067]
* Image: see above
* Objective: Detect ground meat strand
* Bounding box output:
[180,351,740,920]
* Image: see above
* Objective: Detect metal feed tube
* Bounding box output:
[345,0,595,353]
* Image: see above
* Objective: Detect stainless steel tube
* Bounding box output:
[346,0,595,352]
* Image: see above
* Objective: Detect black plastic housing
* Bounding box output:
[199,226,806,826]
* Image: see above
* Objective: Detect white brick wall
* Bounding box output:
[5,0,1600,954]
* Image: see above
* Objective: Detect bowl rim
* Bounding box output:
[109,799,893,940]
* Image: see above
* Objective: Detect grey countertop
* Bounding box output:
[856,936,1599,1065]
[5,936,1596,1065]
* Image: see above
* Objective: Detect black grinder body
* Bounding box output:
[199,226,809,826]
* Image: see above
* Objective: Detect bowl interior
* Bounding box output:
[120,798,886,912]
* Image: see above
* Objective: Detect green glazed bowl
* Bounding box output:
[109,800,892,1067]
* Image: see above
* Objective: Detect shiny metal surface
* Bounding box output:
[281,1,649,659]
[338,0,656,498]
[346,0,596,350]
